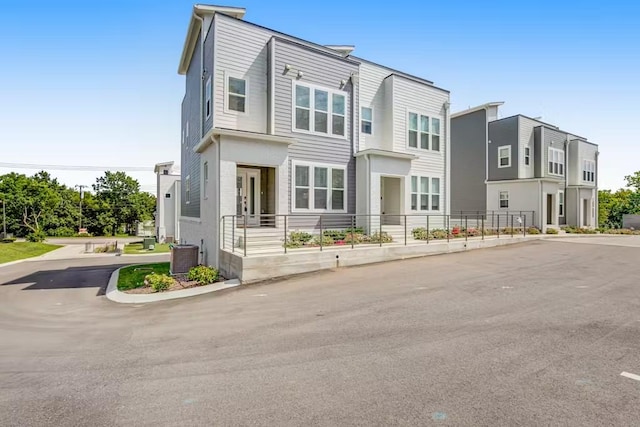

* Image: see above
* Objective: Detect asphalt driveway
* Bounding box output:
[1,238,639,426]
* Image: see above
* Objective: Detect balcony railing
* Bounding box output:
[221,212,536,256]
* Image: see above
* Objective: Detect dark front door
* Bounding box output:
[546,194,553,225]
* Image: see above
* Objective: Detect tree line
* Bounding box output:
[598,171,640,229]
[0,171,155,240]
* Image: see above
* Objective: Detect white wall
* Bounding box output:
[357,61,393,151]
[156,172,180,243]
[487,181,541,228]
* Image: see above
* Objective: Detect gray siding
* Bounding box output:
[273,38,359,213]
[181,34,202,218]
[203,20,214,135]
[534,126,542,177]
[488,117,519,181]
[451,109,487,212]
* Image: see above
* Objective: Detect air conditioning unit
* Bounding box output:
[170,244,199,274]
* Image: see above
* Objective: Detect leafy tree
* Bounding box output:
[598,171,640,228]
[625,171,640,191]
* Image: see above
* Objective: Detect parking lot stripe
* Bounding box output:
[621,372,640,381]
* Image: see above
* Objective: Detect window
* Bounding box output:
[205,76,212,119]
[499,191,509,208]
[583,160,595,183]
[525,147,530,166]
[410,176,440,211]
[548,148,565,176]
[293,83,347,137]
[293,162,346,211]
[185,175,191,204]
[498,146,511,168]
[227,76,247,113]
[165,193,171,199]
[408,112,437,151]
[361,107,372,134]
[558,191,565,217]
[203,161,209,199]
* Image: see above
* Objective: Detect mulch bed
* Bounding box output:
[124,273,225,294]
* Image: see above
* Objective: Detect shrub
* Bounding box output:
[286,231,313,247]
[431,229,449,240]
[187,265,219,286]
[546,228,558,235]
[1,237,16,243]
[311,234,334,246]
[344,232,366,244]
[527,227,541,235]
[369,231,393,244]
[26,230,47,242]
[412,227,429,240]
[465,227,481,237]
[47,227,76,237]
[145,273,176,292]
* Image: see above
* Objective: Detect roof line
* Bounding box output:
[451,102,504,118]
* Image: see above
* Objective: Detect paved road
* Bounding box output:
[1,238,640,426]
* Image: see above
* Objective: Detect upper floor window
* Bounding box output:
[582,160,595,183]
[498,145,511,168]
[294,83,346,137]
[361,107,373,135]
[499,191,509,208]
[293,162,346,212]
[226,75,247,113]
[408,113,440,151]
[548,148,564,176]
[524,147,531,166]
[410,176,440,211]
[205,77,212,119]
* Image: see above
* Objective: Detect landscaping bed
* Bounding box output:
[117,262,222,294]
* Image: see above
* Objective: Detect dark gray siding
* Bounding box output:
[534,127,542,177]
[203,20,214,135]
[181,34,202,218]
[273,38,359,214]
[450,109,487,212]
[488,117,519,181]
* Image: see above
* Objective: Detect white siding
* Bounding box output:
[357,61,393,151]
[518,117,537,179]
[214,15,270,133]
[487,181,541,228]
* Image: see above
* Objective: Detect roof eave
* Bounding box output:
[451,102,504,119]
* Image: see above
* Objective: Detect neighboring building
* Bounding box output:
[154,161,181,243]
[176,5,451,268]
[451,104,599,231]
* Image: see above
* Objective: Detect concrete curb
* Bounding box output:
[105,267,241,304]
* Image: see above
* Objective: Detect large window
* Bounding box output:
[499,191,509,208]
[583,160,595,183]
[558,191,565,217]
[294,83,346,137]
[227,75,247,113]
[293,162,346,211]
[408,113,439,151]
[524,147,530,166]
[498,146,511,168]
[361,107,373,135]
[548,148,565,176]
[205,77,212,119]
[410,176,440,211]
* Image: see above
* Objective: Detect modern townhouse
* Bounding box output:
[451,103,598,231]
[176,4,451,277]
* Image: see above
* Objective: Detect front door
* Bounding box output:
[236,168,261,226]
[546,194,553,225]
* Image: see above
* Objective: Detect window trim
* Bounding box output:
[582,159,596,183]
[185,175,191,205]
[498,145,512,168]
[361,106,373,135]
[406,111,441,152]
[410,175,441,212]
[203,161,209,200]
[205,76,212,120]
[524,146,531,166]
[548,148,565,176]
[224,72,248,114]
[291,160,347,213]
[558,190,565,217]
[499,191,509,209]
[291,81,347,139]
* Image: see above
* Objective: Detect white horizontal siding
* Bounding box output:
[518,117,537,179]
[358,62,392,151]
[214,15,269,133]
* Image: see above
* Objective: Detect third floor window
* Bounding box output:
[408,113,440,151]
[548,148,564,176]
[583,160,595,183]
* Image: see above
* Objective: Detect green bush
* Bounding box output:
[343,232,366,244]
[145,273,176,292]
[430,229,449,240]
[323,227,364,241]
[187,265,219,286]
[26,230,47,242]
[412,227,430,240]
[311,234,334,246]
[47,227,76,237]
[546,228,558,235]
[527,227,541,235]
[368,231,393,244]
[1,237,16,243]
[286,231,314,247]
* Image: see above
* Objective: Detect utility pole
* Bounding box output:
[2,199,6,239]
[75,185,87,232]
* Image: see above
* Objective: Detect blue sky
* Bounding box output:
[0,0,638,192]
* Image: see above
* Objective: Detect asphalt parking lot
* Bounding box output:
[1,237,639,426]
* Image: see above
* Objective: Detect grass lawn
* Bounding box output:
[117,262,170,291]
[0,242,62,264]
[123,242,171,254]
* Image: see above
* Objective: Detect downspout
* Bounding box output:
[595,150,599,228]
[365,154,371,233]
[444,101,451,216]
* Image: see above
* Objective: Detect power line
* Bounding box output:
[0,162,154,172]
